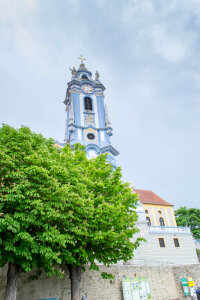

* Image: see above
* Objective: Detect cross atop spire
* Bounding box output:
[77,54,88,71]
[78,54,86,64]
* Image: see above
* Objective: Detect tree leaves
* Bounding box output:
[0,125,67,273]
[175,206,200,239]
[0,124,142,279]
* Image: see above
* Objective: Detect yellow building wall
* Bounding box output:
[142,204,177,227]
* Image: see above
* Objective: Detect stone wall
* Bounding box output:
[0,264,200,300]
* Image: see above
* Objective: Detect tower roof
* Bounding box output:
[135,189,173,206]
[76,54,92,75]
[78,62,87,71]
[67,57,105,91]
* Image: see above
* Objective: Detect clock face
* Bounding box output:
[81,84,93,94]
[87,133,95,140]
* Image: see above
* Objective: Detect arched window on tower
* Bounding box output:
[85,97,93,111]
[82,75,88,80]
[159,217,165,227]
[146,217,151,226]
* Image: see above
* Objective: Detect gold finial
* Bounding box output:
[78,54,86,64]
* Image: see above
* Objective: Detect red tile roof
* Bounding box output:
[134,189,173,206]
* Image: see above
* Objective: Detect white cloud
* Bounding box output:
[0,0,37,56]
[0,0,36,23]
[151,26,186,63]
[122,0,153,23]
[121,0,200,63]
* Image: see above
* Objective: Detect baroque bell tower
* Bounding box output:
[64,56,119,167]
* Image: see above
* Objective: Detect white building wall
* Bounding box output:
[149,232,198,265]
[128,222,199,266]
[127,221,153,265]
[123,204,199,265]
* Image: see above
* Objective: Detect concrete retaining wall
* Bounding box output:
[0,264,200,300]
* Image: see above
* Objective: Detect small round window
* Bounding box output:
[87,133,95,140]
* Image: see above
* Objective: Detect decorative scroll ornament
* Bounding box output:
[85,113,94,125]
[65,87,71,110]
[69,100,75,125]
[66,99,75,143]
[95,91,104,97]
[105,104,111,128]
[70,88,81,94]
[105,104,113,136]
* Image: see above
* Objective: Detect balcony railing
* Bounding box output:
[148,225,191,233]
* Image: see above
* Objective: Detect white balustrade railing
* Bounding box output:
[148,225,191,233]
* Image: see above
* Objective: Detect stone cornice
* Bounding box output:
[95,91,104,97]
[100,145,119,156]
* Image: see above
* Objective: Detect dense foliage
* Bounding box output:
[0,124,142,300]
[0,125,68,276]
[175,206,200,239]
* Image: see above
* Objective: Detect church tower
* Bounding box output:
[64,56,119,167]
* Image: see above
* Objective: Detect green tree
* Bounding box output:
[0,124,71,300]
[0,124,142,300]
[175,206,200,239]
[54,144,142,300]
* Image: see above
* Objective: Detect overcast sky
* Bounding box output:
[0,0,200,208]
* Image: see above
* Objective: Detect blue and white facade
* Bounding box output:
[63,60,199,266]
[64,62,119,166]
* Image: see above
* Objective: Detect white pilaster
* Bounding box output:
[100,131,105,142]
[94,96,99,128]
[80,94,84,127]
[78,129,82,140]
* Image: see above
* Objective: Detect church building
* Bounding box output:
[61,57,198,266]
